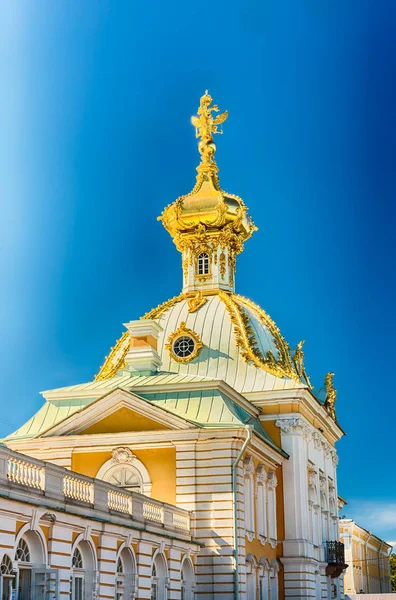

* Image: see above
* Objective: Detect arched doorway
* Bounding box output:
[180,557,194,600]
[0,555,16,600]
[71,541,97,600]
[115,546,137,600]
[150,552,168,600]
[14,530,48,600]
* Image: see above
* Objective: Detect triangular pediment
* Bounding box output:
[41,388,194,437]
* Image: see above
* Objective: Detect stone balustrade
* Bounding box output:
[0,445,191,535]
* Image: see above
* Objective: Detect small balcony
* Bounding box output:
[325,541,348,578]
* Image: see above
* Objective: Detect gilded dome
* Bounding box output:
[95,291,309,394]
[158,91,257,256]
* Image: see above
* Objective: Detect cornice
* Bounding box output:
[274,415,338,466]
[246,388,344,442]
[40,388,195,437]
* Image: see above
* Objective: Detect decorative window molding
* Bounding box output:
[246,554,258,600]
[308,466,320,546]
[267,471,278,548]
[180,556,195,600]
[256,465,268,545]
[0,555,14,576]
[269,560,280,600]
[259,558,270,600]
[243,457,255,541]
[96,447,152,496]
[166,322,203,364]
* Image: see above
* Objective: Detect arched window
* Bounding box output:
[256,466,268,543]
[269,560,279,600]
[246,555,257,600]
[258,558,270,600]
[197,253,209,276]
[72,548,83,569]
[71,541,96,600]
[267,471,278,547]
[71,547,84,600]
[181,557,194,600]
[0,555,16,600]
[115,547,136,600]
[150,553,168,600]
[97,447,152,496]
[308,467,320,546]
[15,538,30,563]
[243,457,255,539]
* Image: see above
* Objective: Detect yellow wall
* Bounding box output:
[71,447,176,505]
[78,407,170,435]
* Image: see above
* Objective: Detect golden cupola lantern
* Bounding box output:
[158,91,257,294]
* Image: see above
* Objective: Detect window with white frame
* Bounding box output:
[246,555,257,600]
[243,457,255,539]
[258,558,270,600]
[96,447,152,496]
[1,554,16,600]
[150,553,168,600]
[180,557,194,600]
[319,473,328,542]
[269,560,279,600]
[308,466,320,546]
[256,465,268,543]
[115,547,136,600]
[197,252,210,275]
[267,471,278,546]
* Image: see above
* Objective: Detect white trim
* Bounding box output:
[96,450,152,496]
[41,388,194,437]
[14,523,48,566]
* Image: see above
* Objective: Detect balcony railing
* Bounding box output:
[326,541,345,565]
[0,445,191,537]
[325,541,347,578]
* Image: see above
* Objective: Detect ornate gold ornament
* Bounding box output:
[158,92,257,289]
[187,291,207,313]
[219,252,226,278]
[219,292,301,382]
[324,371,337,421]
[95,331,130,381]
[293,340,312,388]
[165,321,203,363]
[141,293,185,320]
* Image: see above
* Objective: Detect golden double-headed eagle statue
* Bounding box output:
[191,91,228,142]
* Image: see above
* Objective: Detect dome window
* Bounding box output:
[173,336,196,359]
[197,252,210,275]
[166,321,203,363]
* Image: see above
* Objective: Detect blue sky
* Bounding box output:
[1,1,396,544]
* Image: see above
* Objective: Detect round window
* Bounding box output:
[172,335,196,359]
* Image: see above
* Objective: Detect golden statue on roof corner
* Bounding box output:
[324,371,337,421]
[293,340,312,388]
[191,91,228,165]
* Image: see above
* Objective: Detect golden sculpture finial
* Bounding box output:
[324,371,337,421]
[293,340,312,388]
[191,91,228,166]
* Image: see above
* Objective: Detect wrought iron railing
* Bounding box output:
[325,541,345,566]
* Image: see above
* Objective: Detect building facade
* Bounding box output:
[340,519,391,595]
[2,92,347,600]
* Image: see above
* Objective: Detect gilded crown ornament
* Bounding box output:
[158,91,257,295]
[191,90,228,168]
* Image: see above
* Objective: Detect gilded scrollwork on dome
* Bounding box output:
[95,331,130,381]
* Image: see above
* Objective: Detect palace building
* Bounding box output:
[340,519,392,595]
[2,92,347,600]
